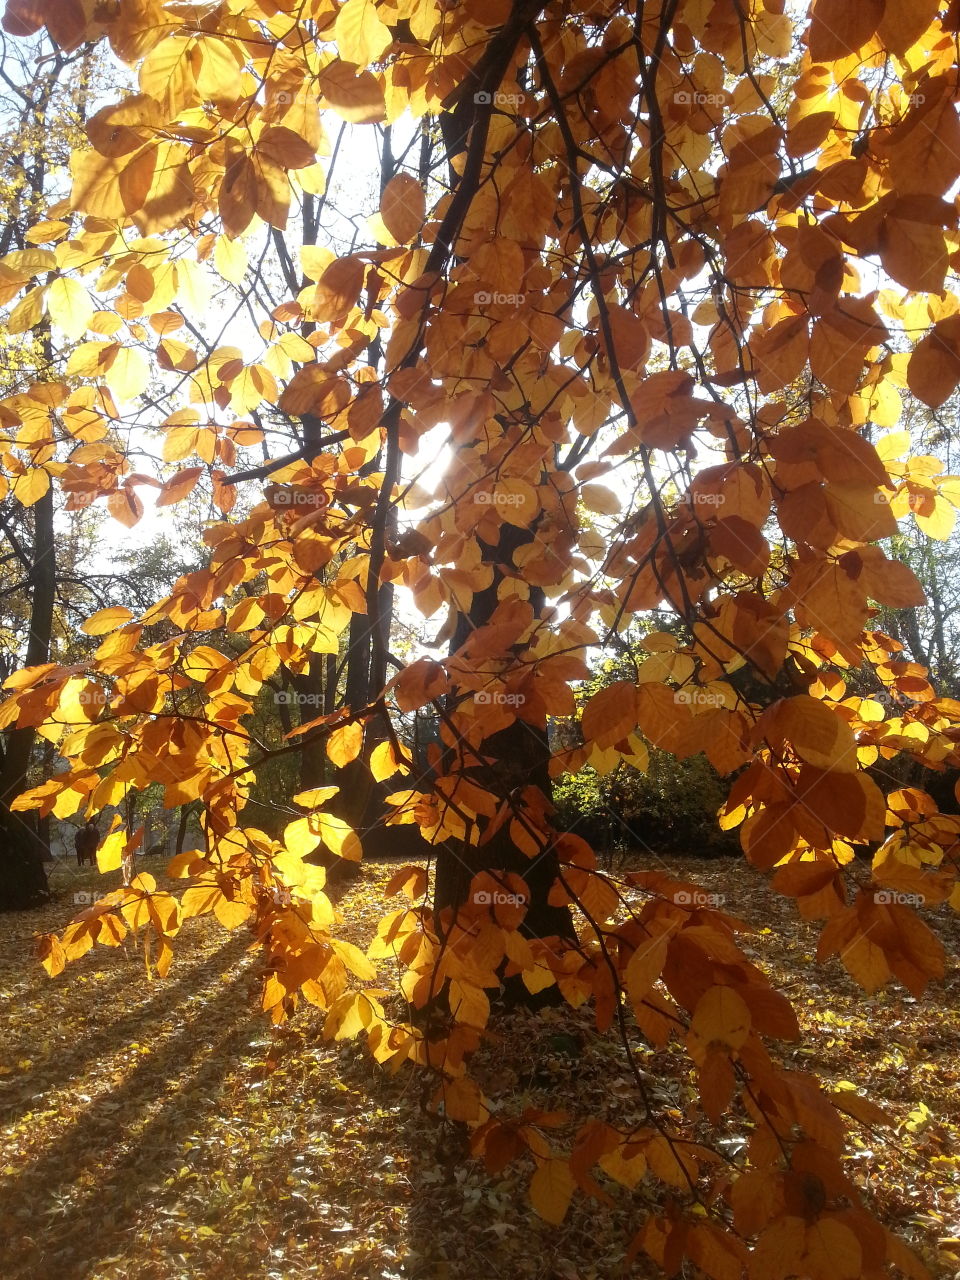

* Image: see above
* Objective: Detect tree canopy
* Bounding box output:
[2,0,960,1273]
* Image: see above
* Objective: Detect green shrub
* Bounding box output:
[553,750,738,860]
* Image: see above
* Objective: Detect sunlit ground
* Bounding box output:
[1,855,957,1279]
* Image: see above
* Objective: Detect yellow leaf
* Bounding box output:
[325,991,375,1040]
[915,495,956,540]
[139,36,200,117]
[81,606,134,636]
[156,466,203,507]
[131,141,195,236]
[580,482,621,515]
[439,1076,485,1124]
[107,347,149,401]
[70,149,152,222]
[317,812,362,861]
[292,785,340,807]
[214,893,252,929]
[96,828,125,873]
[11,468,50,507]
[763,696,858,773]
[624,933,667,1006]
[107,486,144,528]
[907,315,960,408]
[802,1219,862,1280]
[392,657,449,712]
[257,125,316,170]
[47,276,93,338]
[380,172,426,245]
[181,884,221,918]
[582,681,638,749]
[194,37,243,102]
[330,938,376,980]
[807,0,882,60]
[370,739,407,781]
[214,235,248,284]
[334,0,392,66]
[38,934,65,978]
[284,811,361,861]
[3,248,57,273]
[327,721,363,768]
[26,220,69,245]
[7,286,46,334]
[385,864,427,900]
[448,979,490,1028]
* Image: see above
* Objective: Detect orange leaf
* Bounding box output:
[530,1158,575,1225]
[807,0,883,60]
[690,985,751,1051]
[317,60,386,124]
[761,696,858,773]
[581,680,638,749]
[156,467,203,507]
[391,657,449,712]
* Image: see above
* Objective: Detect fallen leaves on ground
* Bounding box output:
[0,855,957,1279]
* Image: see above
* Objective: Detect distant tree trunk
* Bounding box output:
[0,48,87,908]
[0,483,56,910]
[175,803,192,858]
[898,605,930,672]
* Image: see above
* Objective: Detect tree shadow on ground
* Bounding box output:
[0,865,662,1279]
[1,944,260,1279]
[0,932,249,1129]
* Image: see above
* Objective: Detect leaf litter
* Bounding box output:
[0,854,957,1279]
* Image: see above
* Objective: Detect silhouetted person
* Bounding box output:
[75,819,99,868]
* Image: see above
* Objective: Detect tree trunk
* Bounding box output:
[433,516,575,999]
[0,483,56,910]
[174,803,193,858]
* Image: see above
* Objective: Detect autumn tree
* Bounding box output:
[4,0,960,1272]
[0,28,103,907]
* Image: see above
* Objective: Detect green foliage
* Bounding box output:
[553,752,737,861]
[551,640,737,859]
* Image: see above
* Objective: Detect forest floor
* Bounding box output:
[0,854,958,1280]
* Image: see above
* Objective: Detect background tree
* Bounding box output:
[3,1,960,1274]
[0,29,99,907]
